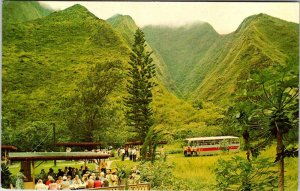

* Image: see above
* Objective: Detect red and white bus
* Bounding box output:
[183,136,240,156]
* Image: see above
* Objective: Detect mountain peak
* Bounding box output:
[107,14,136,27]
[64,4,89,12]
[48,4,98,21]
[235,13,296,34]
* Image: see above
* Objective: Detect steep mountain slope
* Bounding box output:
[2,4,131,148]
[189,14,299,103]
[3,5,217,149]
[106,14,217,136]
[143,14,298,102]
[107,14,177,93]
[143,23,220,96]
[2,0,53,23]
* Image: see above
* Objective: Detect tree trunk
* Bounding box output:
[277,129,284,191]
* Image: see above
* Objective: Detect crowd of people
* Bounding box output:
[118,147,139,162]
[31,164,141,190]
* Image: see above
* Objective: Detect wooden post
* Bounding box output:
[52,123,57,166]
[31,161,35,184]
[98,159,101,173]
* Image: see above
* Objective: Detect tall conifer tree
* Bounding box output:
[125,28,156,143]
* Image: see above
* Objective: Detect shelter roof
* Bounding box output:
[9,152,110,161]
[124,140,167,146]
[55,142,102,147]
[1,145,17,150]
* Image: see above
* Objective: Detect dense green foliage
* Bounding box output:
[215,156,277,190]
[138,161,189,190]
[226,58,299,190]
[2,1,52,24]
[63,60,126,142]
[1,164,12,188]
[2,4,131,150]
[143,14,299,103]
[2,4,221,151]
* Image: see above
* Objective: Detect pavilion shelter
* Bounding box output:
[9,151,111,189]
[1,145,17,165]
[55,142,103,152]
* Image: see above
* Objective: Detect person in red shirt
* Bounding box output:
[45,176,54,186]
[94,176,102,188]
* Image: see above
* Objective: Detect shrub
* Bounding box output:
[1,163,12,188]
[214,156,277,191]
[138,160,189,190]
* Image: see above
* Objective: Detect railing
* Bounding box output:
[89,183,151,190]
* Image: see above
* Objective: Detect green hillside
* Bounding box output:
[189,14,299,104]
[143,14,298,102]
[106,14,222,140]
[2,0,53,23]
[3,5,219,150]
[2,4,131,150]
[143,23,220,97]
[107,14,178,94]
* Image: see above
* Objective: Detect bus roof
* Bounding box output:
[185,136,239,141]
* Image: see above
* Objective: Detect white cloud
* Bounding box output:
[39,1,299,34]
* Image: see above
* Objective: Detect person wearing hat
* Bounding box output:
[35,179,48,190]
[111,170,118,186]
[60,176,70,190]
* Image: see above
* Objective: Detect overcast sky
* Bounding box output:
[39,1,299,34]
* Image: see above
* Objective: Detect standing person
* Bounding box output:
[129,147,132,160]
[117,148,120,157]
[125,146,129,157]
[132,147,137,162]
[35,179,48,190]
[121,148,125,161]
[102,159,108,174]
[16,169,26,189]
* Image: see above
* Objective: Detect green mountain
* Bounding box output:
[143,22,220,97]
[143,14,299,102]
[3,4,218,150]
[2,1,53,23]
[106,14,178,93]
[2,4,131,149]
[189,14,299,104]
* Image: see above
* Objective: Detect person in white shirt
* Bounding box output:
[35,179,48,190]
[132,147,137,162]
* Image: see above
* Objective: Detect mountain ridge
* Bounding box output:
[143,13,299,102]
[2,1,53,23]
